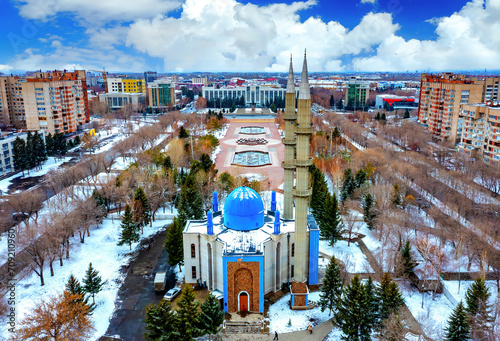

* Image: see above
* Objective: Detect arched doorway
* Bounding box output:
[238,291,249,312]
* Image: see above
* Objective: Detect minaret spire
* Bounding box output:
[298,49,310,100]
[286,54,295,93]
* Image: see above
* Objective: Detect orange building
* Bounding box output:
[418,73,499,142]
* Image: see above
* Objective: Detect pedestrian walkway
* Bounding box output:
[217,318,334,340]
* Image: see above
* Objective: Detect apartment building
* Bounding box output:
[344,77,370,109]
[0,130,45,177]
[147,79,176,109]
[106,78,145,93]
[192,77,208,86]
[99,92,145,110]
[418,73,499,141]
[0,70,90,134]
[458,102,500,167]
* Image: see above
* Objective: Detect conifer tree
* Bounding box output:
[375,112,381,120]
[179,126,189,138]
[465,277,492,338]
[163,155,173,170]
[340,168,355,202]
[65,274,94,314]
[319,257,343,315]
[363,193,376,230]
[363,277,380,333]
[12,137,27,175]
[336,274,375,340]
[392,183,401,207]
[445,301,470,341]
[198,293,224,340]
[45,133,54,156]
[309,165,330,228]
[330,94,335,107]
[354,168,367,188]
[404,109,410,119]
[144,299,177,341]
[400,240,416,278]
[164,215,185,271]
[133,187,151,232]
[178,174,204,219]
[320,193,342,245]
[26,131,35,170]
[173,285,201,341]
[118,205,140,250]
[33,131,47,168]
[83,263,104,305]
[377,273,404,326]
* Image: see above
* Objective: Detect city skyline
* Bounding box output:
[0,0,498,73]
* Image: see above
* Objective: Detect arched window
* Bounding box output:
[291,243,295,257]
[191,244,196,258]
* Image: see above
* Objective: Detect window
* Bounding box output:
[191,266,196,279]
[191,244,196,258]
[291,243,295,257]
[291,265,294,278]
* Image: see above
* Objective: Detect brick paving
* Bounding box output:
[215,119,284,191]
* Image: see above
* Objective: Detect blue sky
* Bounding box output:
[0,0,498,73]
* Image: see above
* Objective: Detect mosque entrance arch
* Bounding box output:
[238,291,249,312]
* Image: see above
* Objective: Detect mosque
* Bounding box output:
[182,52,319,313]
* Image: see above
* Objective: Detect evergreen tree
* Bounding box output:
[133,187,151,232]
[33,131,47,168]
[319,257,343,315]
[381,113,387,120]
[377,273,404,326]
[83,262,104,304]
[25,131,35,170]
[118,205,140,250]
[144,299,177,341]
[354,168,367,188]
[198,293,224,340]
[363,277,380,332]
[332,126,341,139]
[320,193,342,245]
[163,155,173,170]
[400,240,416,277]
[340,168,355,202]
[309,165,330,228]
[336,274,374,341]
[173,285,201,341]
[465,277,492,338]
[164,215,185,271]
[404,109,410,119]
[12,137,27,174]
[199,153,213,173]
[178,174,204,219]
[92,189,107,219]
[179,126,189,138]
[45,133,54,156]
[65,274,94,314]
[445,301,470,341]
[392,183,401,207]
[363,193,376,230]
[375,112,381,120]
[330,94,335,107]
[337,98,343,110]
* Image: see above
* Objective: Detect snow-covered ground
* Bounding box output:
[320,240,372,273]
[443,280,498,307]
[237,173,267,182]
[0,156,69,195]
[0,217,171,341]
[399,282,454,340]
[268,291,332,333]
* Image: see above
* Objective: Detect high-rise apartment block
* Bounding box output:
[106,78,145,93]
[418,73,499,141]
[458,102,500,167]
[344,77,370,109]
[0,70,89,134]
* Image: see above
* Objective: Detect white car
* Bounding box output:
[163,287,181,301]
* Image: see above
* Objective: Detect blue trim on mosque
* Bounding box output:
[308,214,320,285]
[222,255,265,313]
[305,294,308,306]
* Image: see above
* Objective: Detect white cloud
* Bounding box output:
[0,65,13,73]
[17,0,182,23]
[361,0,377,4]
[352,0,500,71]
[13,0,500,72]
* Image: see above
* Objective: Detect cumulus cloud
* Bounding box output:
[352,0,500,71]
[12,0,500,72]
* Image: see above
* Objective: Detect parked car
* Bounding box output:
[164,287,181,301]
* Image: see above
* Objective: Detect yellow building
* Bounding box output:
[106,78,145,93]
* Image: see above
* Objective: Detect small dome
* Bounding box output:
[224,187,265,231]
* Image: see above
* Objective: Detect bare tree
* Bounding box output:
[6,190,44,230]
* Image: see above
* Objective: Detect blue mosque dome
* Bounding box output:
[224,187,265,231]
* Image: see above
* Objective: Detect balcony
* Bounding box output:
[294,158,313,167]
[293,187,312,198]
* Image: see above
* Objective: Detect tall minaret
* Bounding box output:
[282,55,296,220]
[293,50,312,283]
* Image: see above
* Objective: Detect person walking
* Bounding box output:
[307,324,312,334]
[273,331,279,340]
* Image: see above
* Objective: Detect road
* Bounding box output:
[102,226,176,341]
